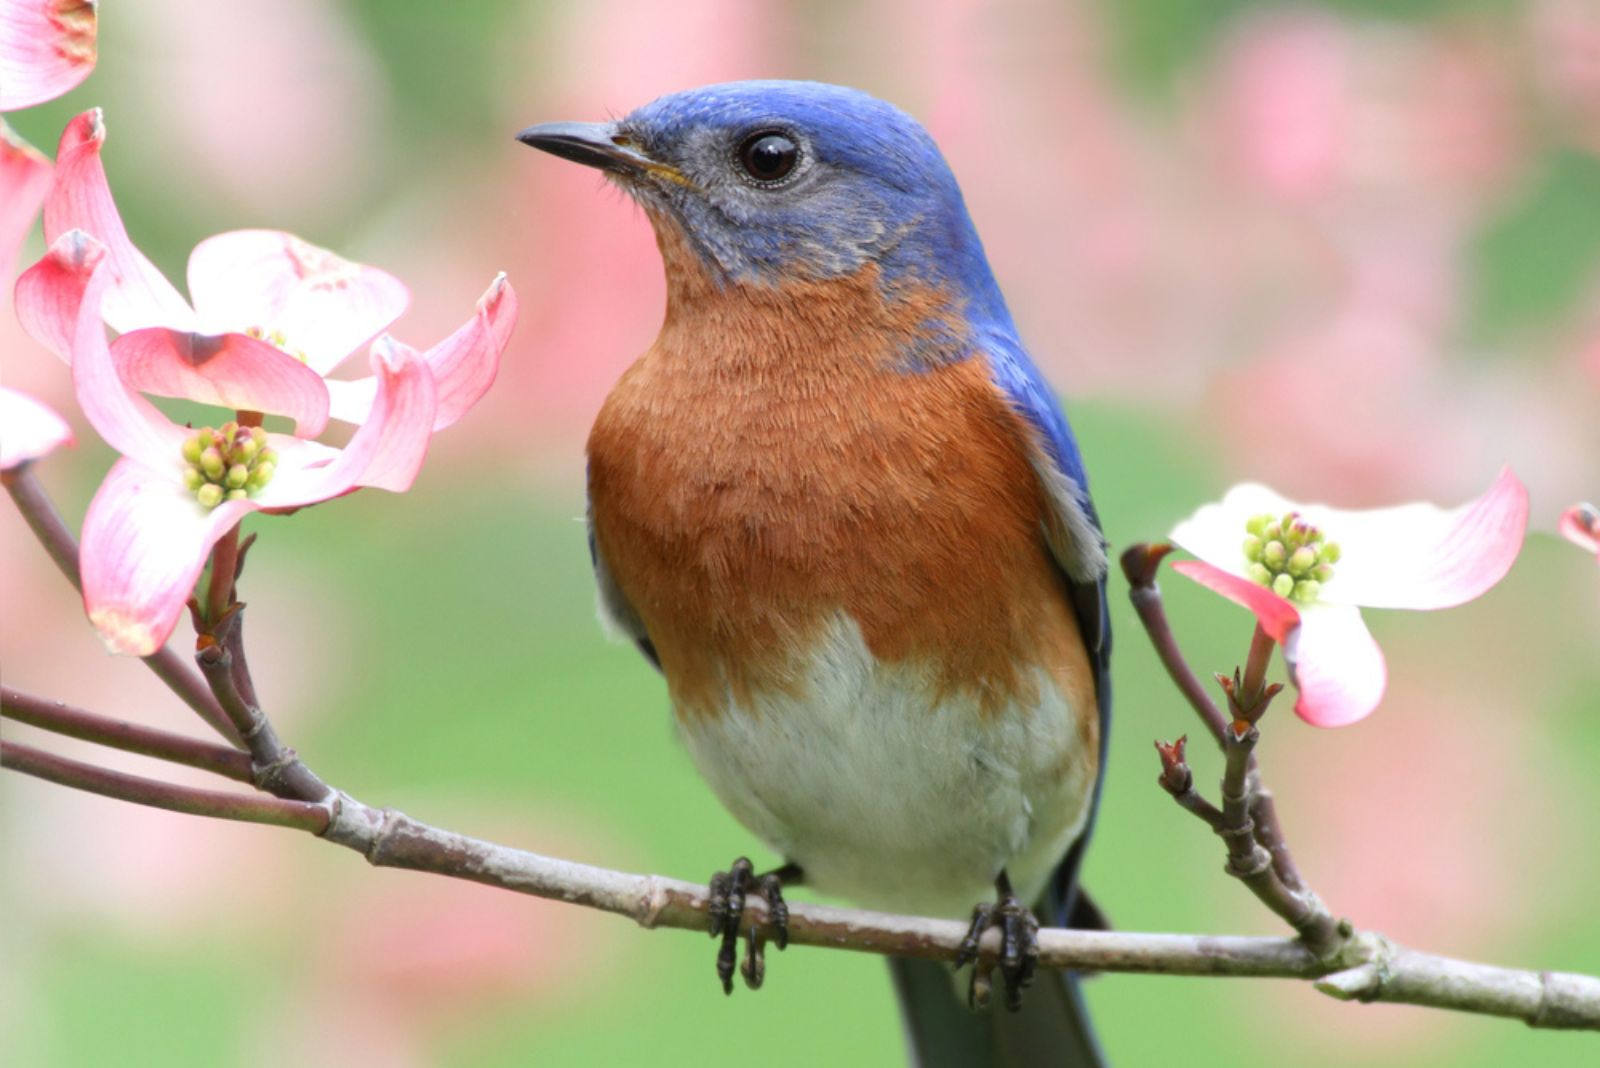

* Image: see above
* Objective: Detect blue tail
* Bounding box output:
[888,808,1111,1065]
[888,957,1104,1067]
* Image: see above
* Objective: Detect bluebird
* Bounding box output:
[520,80,1110,1066]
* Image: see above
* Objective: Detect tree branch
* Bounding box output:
[1120,543,1229,743]
[1,685,253,782]
[1214,720,1340,955]
[194,607,331,802]
[1122,543,1306,891]
[2,740,327,831]
[5,730,1599,1030]
[6,526,1597,1034]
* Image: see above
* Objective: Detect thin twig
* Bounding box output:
[1120,544,1228,744]
[1130,545,1339,952]
[2,465,243,746]
[204,523,240,627]
[1154,737,1225,831]
[1217,722,1341,955]
[226,580,261,711]
[2,464,79,582]
[195,608,330,802]
[1156,723,1335,951]
[1124,542,1306,891]
[2,740,327,831]
[1249,784,1304,892]
[1,686,253,782]
[5,736,1598,1029]
[1238,622,1276,713]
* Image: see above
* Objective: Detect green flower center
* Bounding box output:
[180,422,277,509]
[1243,511,1340,604]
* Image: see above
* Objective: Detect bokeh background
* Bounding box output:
[3,0,1599,1064]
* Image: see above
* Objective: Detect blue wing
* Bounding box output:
[979,326,1105,574]
[977,326,1112,932]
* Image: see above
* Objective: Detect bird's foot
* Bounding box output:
[955,874,1039,1012]
[707,858,799,993]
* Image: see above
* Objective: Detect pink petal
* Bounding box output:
[255,337,437,507]
[1284,604,1388,728]
[1,120,52,280]
[112,328,331,437]
[325,274,517,430]
[13,223,78,361]
[79,456,256,656]
[0,0,98,110]
[1559,504,1600,558]
[44,110,197,333]
[350,338,438,491]
[1317,467,1530,610]
[186,230,409,376]
[1170,559,1301,643]
[0,385,73,469]
[421,272,516,430]
[19,230,183,464]
[1170,560,1386,727]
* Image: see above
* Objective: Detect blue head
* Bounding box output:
[519,80,1014,332]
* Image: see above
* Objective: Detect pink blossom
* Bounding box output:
[1,0,97,278]
[1169,468,1529,728]
[0,0,98,111]
[16,213,515,656]
[0,384,70,469]
[0,2,95,599]
[1560,503,1600,558]
[40,111,517,431]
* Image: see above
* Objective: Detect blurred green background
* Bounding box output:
[4,1,1600,1065]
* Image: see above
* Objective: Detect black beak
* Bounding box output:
[516,120,654,175]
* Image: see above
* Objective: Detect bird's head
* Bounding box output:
[519,80,1010,327]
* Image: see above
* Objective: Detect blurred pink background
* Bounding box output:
[4,2,1599,1065]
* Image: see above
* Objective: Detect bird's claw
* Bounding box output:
[707,857,791,994]
[956,889,1039,1012]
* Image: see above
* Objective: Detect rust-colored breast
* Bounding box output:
[587,224,1093,726]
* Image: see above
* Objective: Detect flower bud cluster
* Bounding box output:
[1243,511,1339,603]
[180,422,277,509]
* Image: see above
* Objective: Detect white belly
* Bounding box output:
[674,614,1096,918]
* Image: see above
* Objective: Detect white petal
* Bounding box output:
[1172,472,1528,612]
[1170,483,1300,577]
[1288,469,1528,610]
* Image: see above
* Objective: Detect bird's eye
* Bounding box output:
[737,131,799,184]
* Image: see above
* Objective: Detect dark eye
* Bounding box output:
[737,131,798,183]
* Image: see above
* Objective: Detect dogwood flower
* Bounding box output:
[40,110,513,436]
[1169,468,1529,728]
[16,224,515,657]
[1,0,97,276]
[2,6,97,474]
[1561,504,1600,560]
[0,385,71,469]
